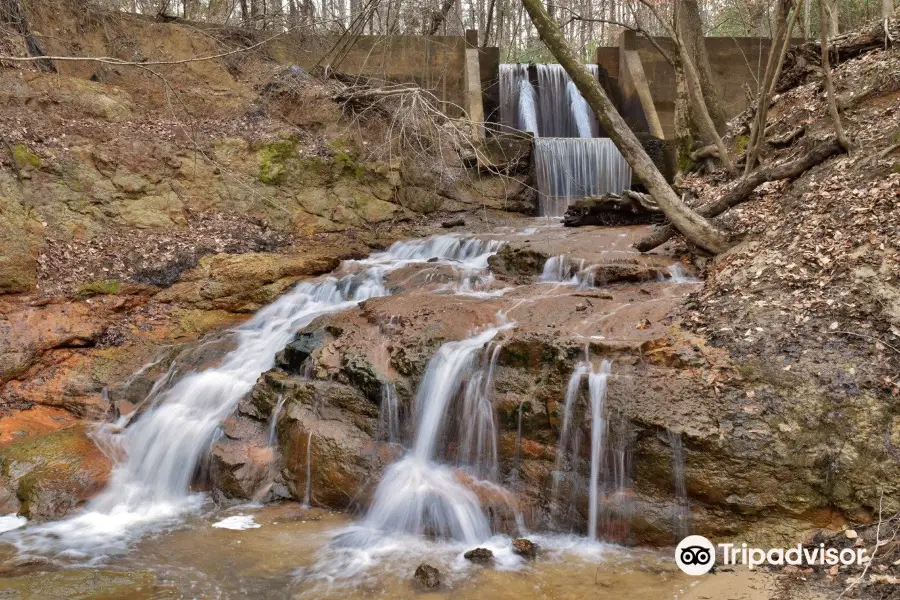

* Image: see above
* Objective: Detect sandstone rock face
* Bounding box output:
[0,424,112,519]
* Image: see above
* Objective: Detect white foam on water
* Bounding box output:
[212,515,261,531]
[0,514,27,534]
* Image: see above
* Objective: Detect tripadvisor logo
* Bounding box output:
[675,535,870,575]
[675,535,716,575]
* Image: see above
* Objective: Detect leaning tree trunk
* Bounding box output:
[520,0,732,254]
[677,0,727,134]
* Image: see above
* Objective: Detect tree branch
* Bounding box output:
[634,137,844,252]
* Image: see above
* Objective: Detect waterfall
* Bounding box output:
[303,432,313,507]
[567,81,594,138]
[499,64,529,132]
[517,79,539,135]
[553,359,624,540]
[587,362,612,542]
[551,362,588,519]
[534,138,632,217]
[347,325,511,545]
[378,383,400,444]
[668,429,690,541]
[540,255,575,283]
[267,394,286,447]
[500,63,599,138]
[536,64,600,138]
[457,343,502,481]
[14,234,504,556]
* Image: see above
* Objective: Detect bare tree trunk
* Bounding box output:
[482,0,496,45]
[677,0,727,133]
[521,0,731,253]
[673,60,695,170]
[825,0,839,36]
[885,0,896,44]
[636,0,734,172]
[428,0,454,33]
[820,0,851,150]
[743,0,798,175]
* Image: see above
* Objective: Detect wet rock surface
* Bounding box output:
[463,547,495,564]
[413,563,441,589]
[0,424,112,519]
[512,538,537,559]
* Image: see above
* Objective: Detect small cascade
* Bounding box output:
[666,263,696,283]
[551,362,589,519]
[267,394,286,447]
[509,401,525,484]
[350,326,510,545]
[539,255,595,289]
[303,432,313,507]
[540,255,575,283]
[586,362,612,542]
[457,344,502,481]
[668,429,690,541]
[552,358,632,541]
[534,138,633,217]
[378,383,400,444]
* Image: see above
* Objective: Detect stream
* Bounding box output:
[0,219,772,600]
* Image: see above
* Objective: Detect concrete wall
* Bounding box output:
[598,32,778,139]
[267,34,469,117]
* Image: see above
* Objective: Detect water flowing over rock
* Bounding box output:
[534,139,633,217]
[10,234,501,555]
[347,326,510,545]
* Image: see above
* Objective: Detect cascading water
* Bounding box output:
[13,234,504,556]
[536,64,600,138]
[668,429,690,541]
[534,138,633,217]
[518,79,539,135]
[540,255,595,289]
[303,432,314,507]
[499,63,529,133]
[551,362,589,522]
[343,325,511,545]
[267,394,287,447]
[567,81,594,138]
[457,343,502,481]
[378,383,400,443]
[552,358,627,541]
[587,362,612,542]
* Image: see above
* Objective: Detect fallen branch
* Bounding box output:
[634,137,844,252]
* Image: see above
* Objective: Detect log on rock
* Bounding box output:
[563,192,667,227]
[634,137,844,252]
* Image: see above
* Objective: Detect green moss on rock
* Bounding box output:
[258,139,297,184]
[76,279,121,297]
[12,144,41,170]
